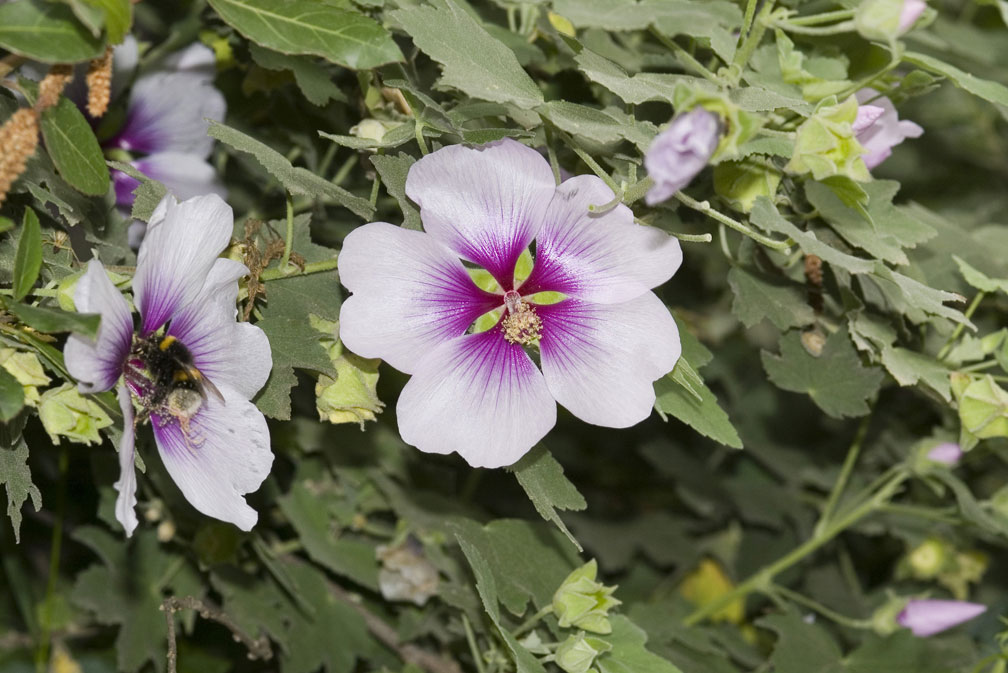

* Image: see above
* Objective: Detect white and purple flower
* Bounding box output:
[338,139,682,468]
[101,40,227,211]
[897,599,986,637]
[644,107,722,205]
[64,193,273,536]
[854,89,923,170]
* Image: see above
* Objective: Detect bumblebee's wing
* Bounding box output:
[185,367,225,403]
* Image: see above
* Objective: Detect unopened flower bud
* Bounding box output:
[554,633,611,673]
[552,560,621,634]
[906,538,948,579]
[855,0,927,42]
[897,599,986,637]
[925,442,962,466]
[645,107,721,205]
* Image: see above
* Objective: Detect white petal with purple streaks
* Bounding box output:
[64,260,134,393]
[405,139,555,287]
[167,258,270,399]
[397,330,556,467]
[339,222,502,374]
[114,383,139,537]
[133,194,233,335]
[538,293,680,427]
[521,175,682,304]
[113,71,225,157]
[152,384,272,531]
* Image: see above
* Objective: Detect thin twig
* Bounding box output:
[161,596,273,673]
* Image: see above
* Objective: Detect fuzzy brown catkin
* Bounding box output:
[36,64,74,112]
[0,109,40,205]
[87,48,114,118]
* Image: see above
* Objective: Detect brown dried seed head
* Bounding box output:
[804,254,824,287]
[36,64,74,111]
[87,48,114,118]
[0,109,40,206]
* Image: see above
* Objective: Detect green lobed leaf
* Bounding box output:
[758,610,844,673]
[508,444,587,551]
[0,0,104,62]
[762,328,884,418]
[369,153,422,230]
[880,347,951,402]
[539,100,656,151]
[39,96,110,196]
[727,266,815,330]
[277,482,380,590]
[456,534,550,673]
[0,439,41,543]
[574,47,695,106]
[597,615,685,673]
[12,208,42,301]
[71,527,203,673]
[207,0,403,69]
[7,302,100,338]
[391,0,545,109]
[654,324,742,448]
[208,120,374,219]
[75,0,132,42]
[106,160,168,222]
[905,51,1008,107]
[248,43,347,106]
[953,255,1008,295]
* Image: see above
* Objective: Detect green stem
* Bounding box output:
[331,153,358,187]
[683,469,907,626]
[673,192,793,251]
[260,257,339,282]
[567,143,620,194]
[649,28,721,83]
[414,120,429,155]
[786,8,855,26]
[369,173,382,208]
[622,176,653,206]
[960,360,1000,373]
[879,503,960,524]
[770,584,872,629]
[512,605,553,638]
[279,191,294,271]
[771,18,857,35]
[728,0,775,83]
[671,231,714,243]
[35,446,69,673]
[463,614,488,673]
[589,189,624,214]
[937,292,985,361]
[0,288,59,298]
[814,415,871,536]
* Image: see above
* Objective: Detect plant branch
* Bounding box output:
[673,192,793,251]
[814,414,871,536]
[161,596,272,673]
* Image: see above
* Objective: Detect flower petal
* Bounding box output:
[339,222,501,374]
[404,139,556,288]
[133,193,233,335]
[396,330,556,468]
[167,258,271,399]
[64,260,133,393]
[521,175,682,303]
[898,599,986,637]
[538,294,680,427]
[160,42,217,80]
[114,383,139,537]
[644,108,721,205]
[112,71,225,157]
[152,384,272,530]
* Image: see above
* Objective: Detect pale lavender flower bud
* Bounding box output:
[926,442,962,466]
[854,89,923,170]
[898,0,927,33]
[645,108,721,205]
[897,599,986,637]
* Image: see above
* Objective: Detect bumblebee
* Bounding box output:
[133,333,223,429]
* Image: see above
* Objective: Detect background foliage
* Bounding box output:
[2,0,1008,672]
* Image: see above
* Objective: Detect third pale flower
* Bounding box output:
[338,139,682,467]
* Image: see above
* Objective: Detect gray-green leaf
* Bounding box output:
[13,208,42,301]
[0,0,104,63]
[207,0,403,69]
[391,0,544,109]
[39,96,110,196]
[0,440,42,543]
